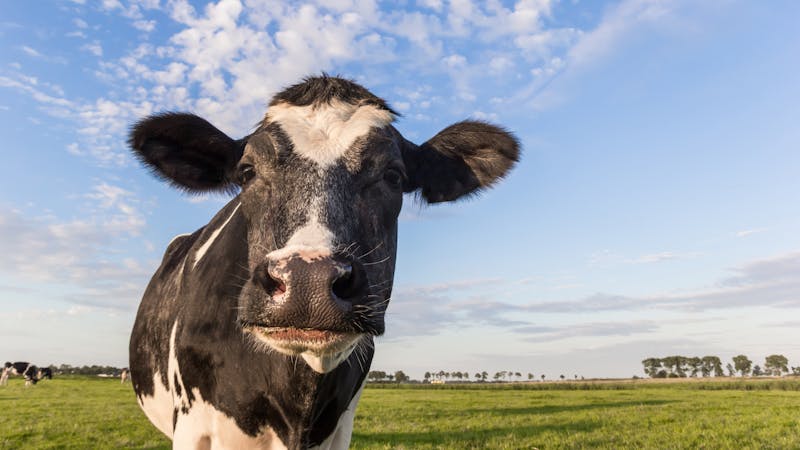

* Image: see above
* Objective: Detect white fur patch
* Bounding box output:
[267,100,394,168]
[193,203,240,269]
[138,371,175,439]
[266,211,334,261]
[310,381,365,450]
[173,387,287,449]
[167,319,287,449]
[300,345,356,374]
[168,233,190,247]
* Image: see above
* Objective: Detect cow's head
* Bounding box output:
[130,76,519,373]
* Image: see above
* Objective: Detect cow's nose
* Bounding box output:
[258,255,367,303]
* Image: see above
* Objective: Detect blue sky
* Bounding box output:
[1,0,798,379]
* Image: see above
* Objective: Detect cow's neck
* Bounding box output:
[176,199,373,448]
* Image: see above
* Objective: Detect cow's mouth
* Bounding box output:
[244,325,362,372]
[257,326,355,346]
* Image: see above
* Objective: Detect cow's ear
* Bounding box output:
[402,121,520,203]
[129,113,245,193]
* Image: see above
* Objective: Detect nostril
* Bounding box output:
[268,272,287,297]
[331,261,364,301]
[255,262,287,298]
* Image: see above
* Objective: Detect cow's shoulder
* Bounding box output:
[159,229,204,277]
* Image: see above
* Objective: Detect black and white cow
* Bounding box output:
[37,367,53,380]
[5,361,39,386]
[129,75,519,449]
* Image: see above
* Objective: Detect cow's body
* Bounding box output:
[129,76,519,449]
[4,362,39,386]
[132,202,366,449]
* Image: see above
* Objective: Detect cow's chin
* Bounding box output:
[245,326,362,373]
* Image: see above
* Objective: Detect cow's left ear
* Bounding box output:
[402,121,520,203]
[129,112,245,193]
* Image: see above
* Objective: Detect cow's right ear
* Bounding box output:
[129,113,244,193]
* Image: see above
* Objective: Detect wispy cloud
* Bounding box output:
[734,228,767,238]
[382,250,800,342]
[0,183,153,311]
[629,251,701,264]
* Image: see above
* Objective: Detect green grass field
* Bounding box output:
[1,376,798,449]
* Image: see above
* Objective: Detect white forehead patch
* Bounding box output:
[267,100,394,168]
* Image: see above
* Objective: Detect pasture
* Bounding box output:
[1,377,798,449]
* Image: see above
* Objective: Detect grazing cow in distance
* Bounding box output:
[129,75,520,449]
[5,362,39,386]
[38,367,53,380]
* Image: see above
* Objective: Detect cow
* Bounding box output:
[129,75,519,449]
[0,366,8,386]
[37,367,53,380]
[5,361,39,386]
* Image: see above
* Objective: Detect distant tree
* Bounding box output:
[764,355,789,376]
[791,367,800,376]
[474,372,482,382]
[698,356,723,377]
[437,370,445,381]
[528,373,534,381]
[541,374,545,381]
[464,372,470,381]
[493,372,502,381]
[687,357,702,377]
[752,365,763,376]
[661,356,688,377]
[642,358,662,378]
[482,371,489,382]
[559,374,565,381]
[424,372,431,382]
[386,374,394,382]
[574,374,578,380]
[515,372,522,381]
[394,370,409,383]
[726,363,735,377]
[732,355,752,376]
[367,371,386,382]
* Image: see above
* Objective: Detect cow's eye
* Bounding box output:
[237,164,256,185]
[383,168,404,189]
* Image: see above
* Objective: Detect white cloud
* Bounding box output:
[629,251,701,264]
[133,19,156,32]
[3,1,631,167]
[735,228,766,238]
[0,184,151,311]
[21,46,43,58]
[567,0,672,69]
[82,41,103,57]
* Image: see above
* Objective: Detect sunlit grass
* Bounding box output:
[1,376,798,449]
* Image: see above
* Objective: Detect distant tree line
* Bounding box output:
[367,370,582,384]
[48,364,126,376]
[642,354,797,378]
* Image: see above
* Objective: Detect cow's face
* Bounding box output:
[130,76,519,373]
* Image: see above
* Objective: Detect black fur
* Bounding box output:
[128,113,245,193]
[269,74,398,116]
[402,121,520,203]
